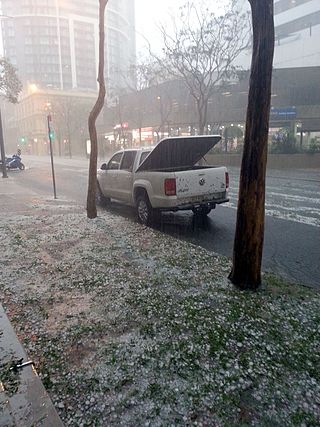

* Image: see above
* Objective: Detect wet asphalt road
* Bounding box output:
[5,156,320,289]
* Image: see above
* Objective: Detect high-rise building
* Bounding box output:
[0,0,136,91]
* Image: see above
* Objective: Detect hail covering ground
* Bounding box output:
[0,197,319,426]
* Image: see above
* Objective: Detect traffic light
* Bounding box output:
[49,130,55,140]
[21,136,26,144]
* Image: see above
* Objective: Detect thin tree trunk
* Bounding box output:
[198,113,207,136]
[197,99,207,136]
[68,129,72,158]
[225,127,228,153]
[87,0,108,219]
[0,109,8,178]
[229,0,274,289]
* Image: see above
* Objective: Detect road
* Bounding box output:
[3,155,320,289]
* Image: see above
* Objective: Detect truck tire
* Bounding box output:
[136,193,154,225]
[193,206,212,217]
[96,182,110,207]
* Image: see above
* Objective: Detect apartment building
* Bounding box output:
[0,0,136,91]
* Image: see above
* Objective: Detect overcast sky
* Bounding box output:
[134,0,229,56]
[135,0,178,56]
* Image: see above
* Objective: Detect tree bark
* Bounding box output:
[229,0,274,290]
[87,0,108,219]
[58,138,62,157]
[68,127,72,159]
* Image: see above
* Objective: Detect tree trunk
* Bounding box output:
[225,127,228,153]
[58,137,62,157]
[229,0,274,290]
[198,115,205,136]
[0,109,8,178]
[68,130,72,159]
[86,0,108,219]
[197,98,208,136]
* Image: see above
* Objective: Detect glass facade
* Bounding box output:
[0,0,136,91]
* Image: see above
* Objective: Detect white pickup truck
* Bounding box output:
[97,135,229,225]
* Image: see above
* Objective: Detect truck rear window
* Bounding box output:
[139,151,151,165]
[120,151,137,171]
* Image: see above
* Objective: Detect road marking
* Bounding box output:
[228,189,320,201]
[222,202,320,227]
[267,192,320,204]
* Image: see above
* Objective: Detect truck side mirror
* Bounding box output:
[100,163,107,170]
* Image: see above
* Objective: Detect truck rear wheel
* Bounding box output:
[193,206,212,217]
[96,183,110,207]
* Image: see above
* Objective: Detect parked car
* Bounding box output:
[97,135,229,225]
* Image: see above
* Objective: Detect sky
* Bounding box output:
[134,0,178,56]
[134,0,229,56]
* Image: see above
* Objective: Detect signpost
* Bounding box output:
[47,114,57,199]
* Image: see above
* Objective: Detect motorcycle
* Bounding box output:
[0,154,25,171]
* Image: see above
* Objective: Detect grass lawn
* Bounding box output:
[0,202,319,426]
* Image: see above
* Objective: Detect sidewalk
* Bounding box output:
[1,175,319,426]
[0,176,64,426]
[0,305,63,426]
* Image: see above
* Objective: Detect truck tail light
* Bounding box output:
[164,178,176,196]
[225,171,229,189]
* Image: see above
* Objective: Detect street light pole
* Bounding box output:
[0,108,8,178]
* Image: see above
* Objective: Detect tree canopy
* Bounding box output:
[156,0,251,134]
[0,57,22,103]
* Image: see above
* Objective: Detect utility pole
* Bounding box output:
[0,108,8,178]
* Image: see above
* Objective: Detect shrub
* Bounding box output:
[270,129,299,154]
[307,138,320,154]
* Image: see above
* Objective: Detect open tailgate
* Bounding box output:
[136,135,221,172]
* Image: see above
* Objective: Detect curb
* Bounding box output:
[0,304,63,427]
